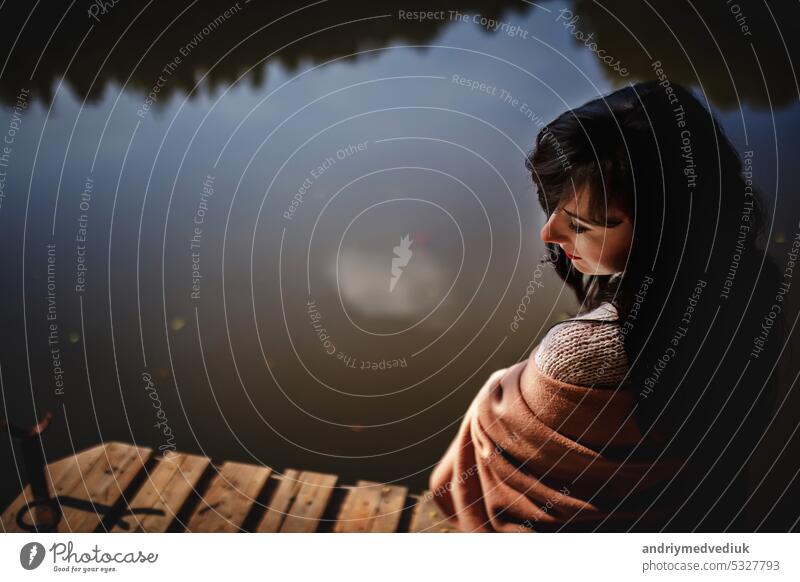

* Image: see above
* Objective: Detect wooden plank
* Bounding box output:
[257,470,337,533]
[111,453,210,532]
[333,480,408,532]
[256,469,300,532]
[186,461,271,532]
[58,442,152,532]
[1,443,107,532]
[2,440,449,534]
[1,442,150,533]
[408,490,460,533]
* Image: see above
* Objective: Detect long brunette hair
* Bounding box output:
[526,81,786,530]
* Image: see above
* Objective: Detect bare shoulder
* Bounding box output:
[533,302,629,387]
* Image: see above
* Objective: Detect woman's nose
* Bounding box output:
[540,213,566,244]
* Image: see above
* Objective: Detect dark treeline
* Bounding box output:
[1,0,797,110]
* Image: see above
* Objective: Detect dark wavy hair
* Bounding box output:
[526,81,787,530]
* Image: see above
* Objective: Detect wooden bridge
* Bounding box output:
[1,442,459,533]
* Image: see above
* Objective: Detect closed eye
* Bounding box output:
[568,220,589,234]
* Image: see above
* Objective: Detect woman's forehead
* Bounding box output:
[557,186,593,214]
[559,187,627,224]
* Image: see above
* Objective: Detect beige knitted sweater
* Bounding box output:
[534,301,629,387]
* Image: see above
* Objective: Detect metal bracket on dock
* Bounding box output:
[1,410,62,531]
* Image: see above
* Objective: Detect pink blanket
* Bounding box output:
[428,346,686,532]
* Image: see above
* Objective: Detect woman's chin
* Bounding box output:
[569,259,587,273]
[570,260,613,276]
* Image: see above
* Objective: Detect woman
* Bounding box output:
[429,80,787,532]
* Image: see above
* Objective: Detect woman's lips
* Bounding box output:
[564,250,581,260]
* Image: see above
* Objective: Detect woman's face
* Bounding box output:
[539,189,633,275]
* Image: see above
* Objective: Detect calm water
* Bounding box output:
[1,0,799,507]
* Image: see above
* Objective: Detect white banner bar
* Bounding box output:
[1,533,798,581]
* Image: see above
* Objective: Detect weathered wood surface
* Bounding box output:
[113,452,210,533]
[2,442,151,533]
[333,480,408,533]
[186,461,272,533]
[408,490,461,533]
[257,469,337,533]
[1,442,459,533]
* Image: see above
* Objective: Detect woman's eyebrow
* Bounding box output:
[561,208,594,224]
[562,207,622,228]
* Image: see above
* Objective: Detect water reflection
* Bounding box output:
[0,0,534,106]
[0,0,798,511]
[571,0,799,110]
[2,1,797,110]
